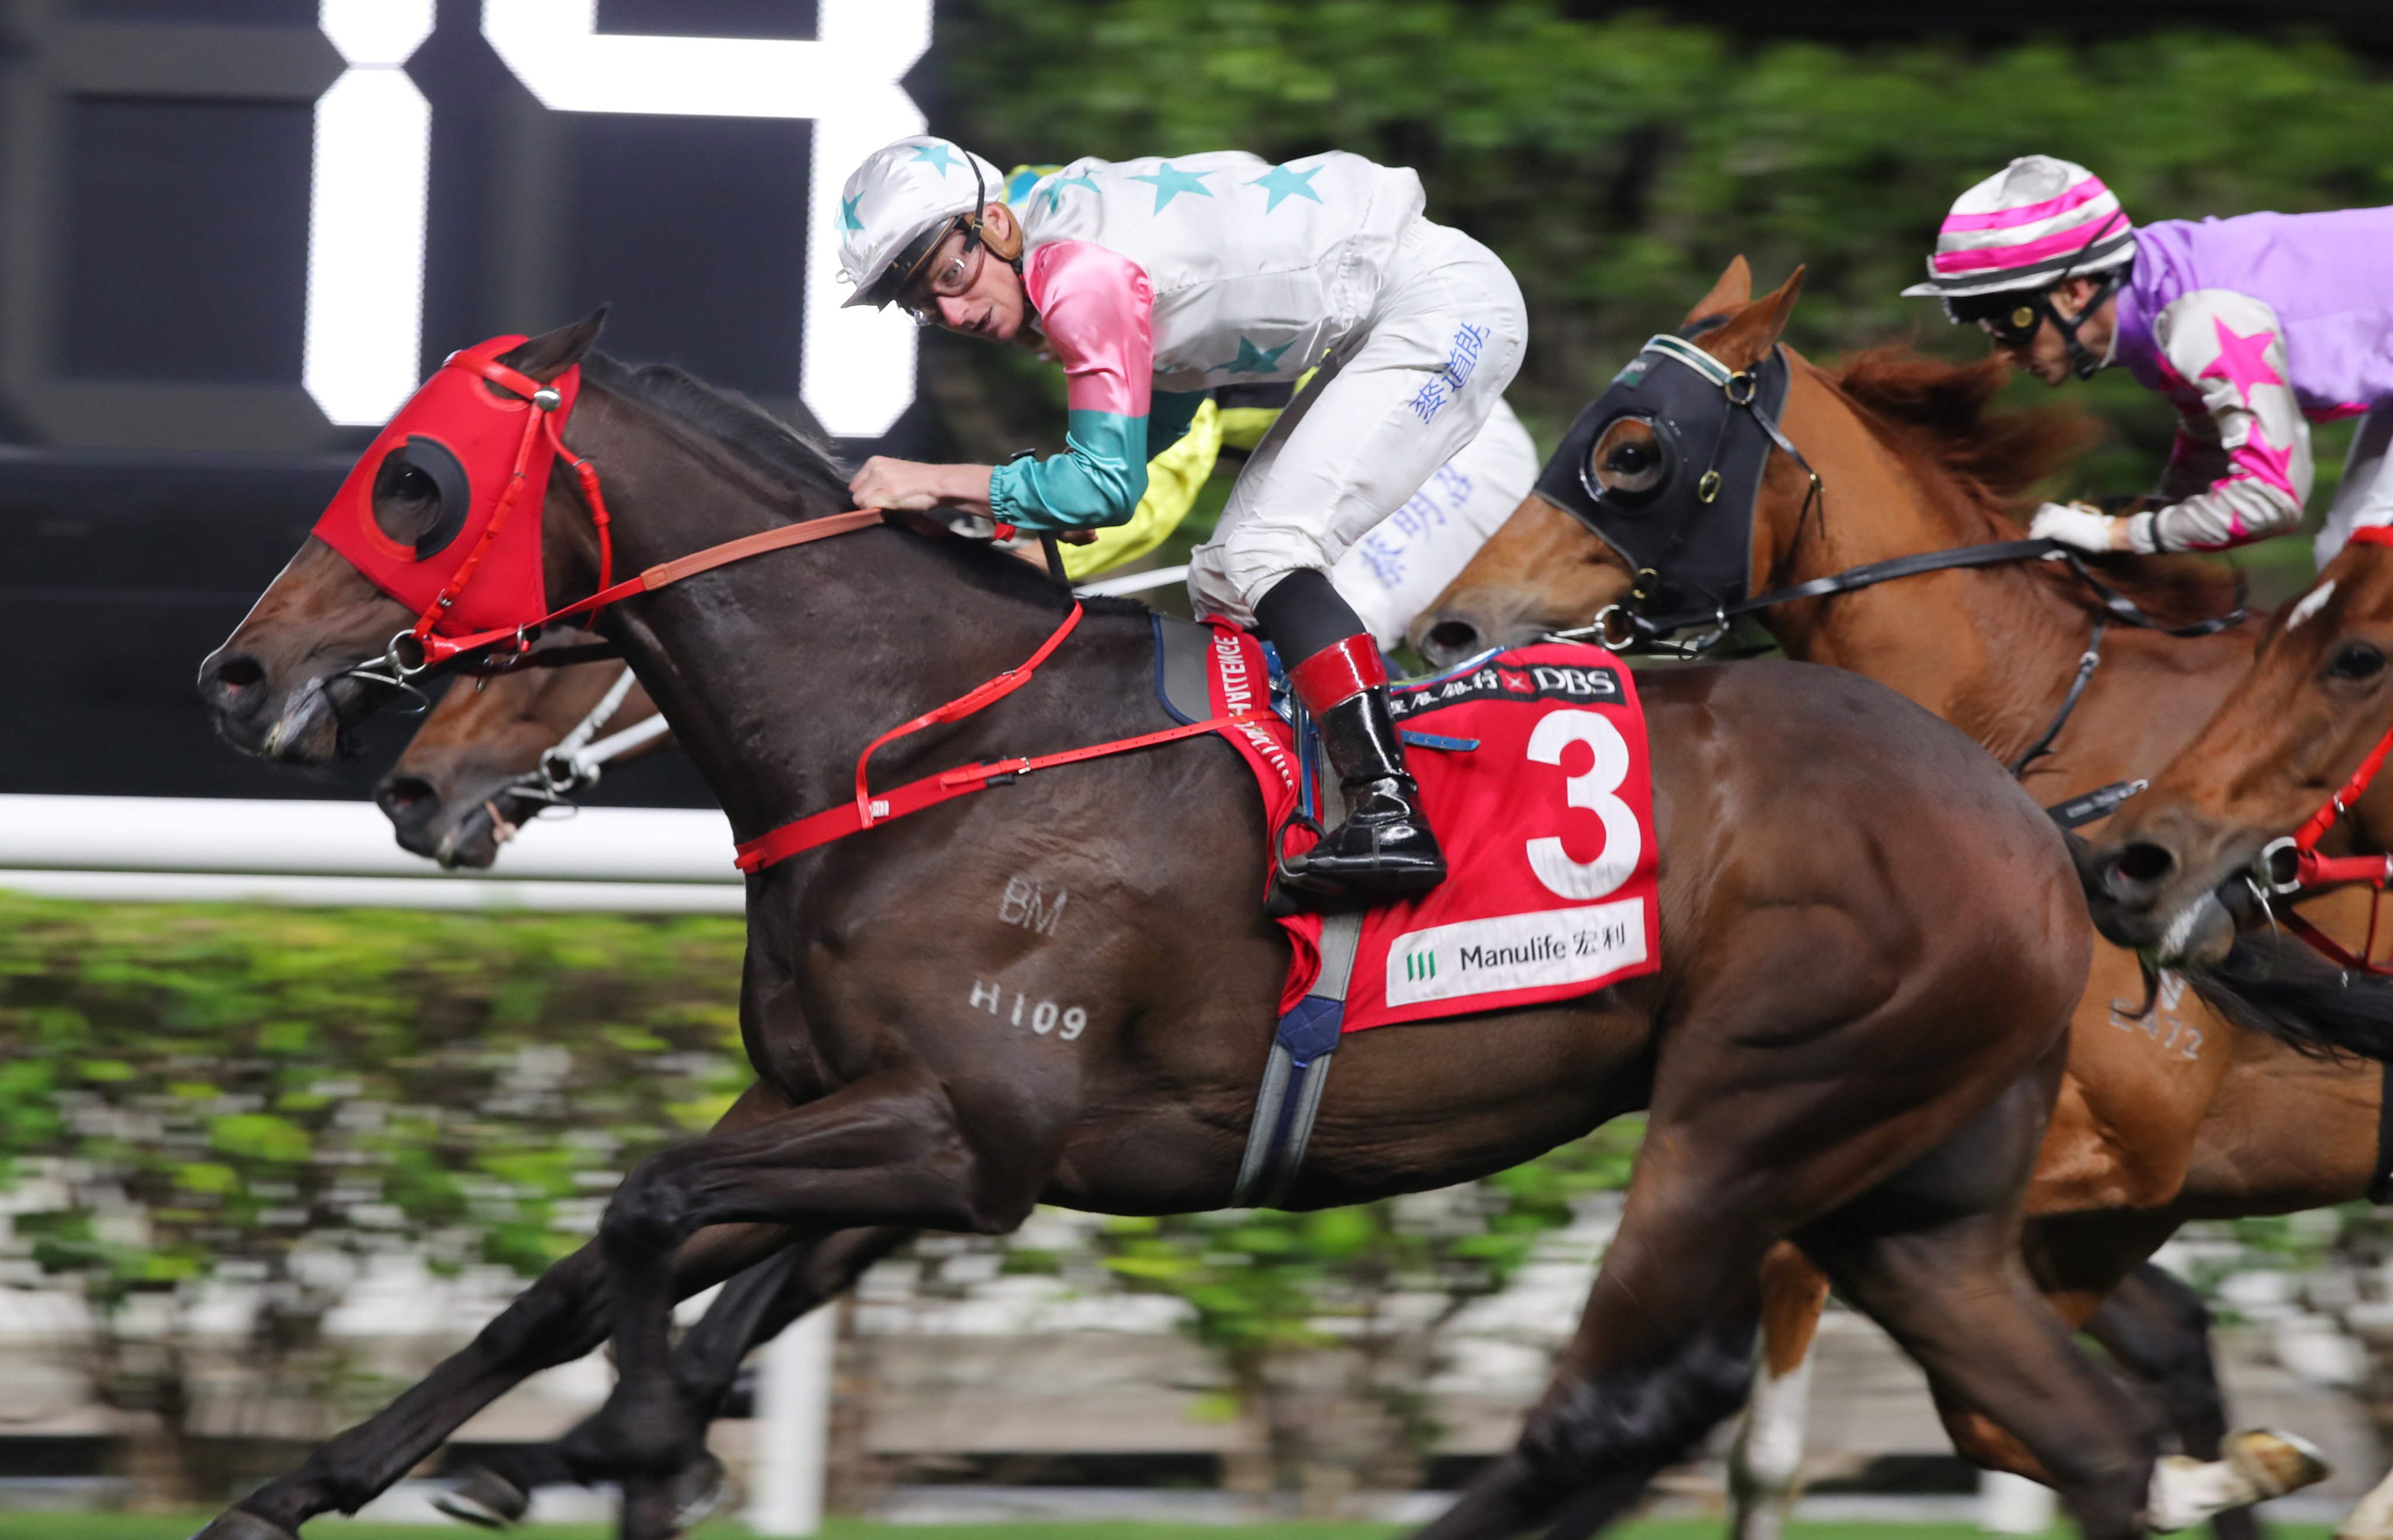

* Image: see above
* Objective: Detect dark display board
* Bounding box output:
[0,0,931,800]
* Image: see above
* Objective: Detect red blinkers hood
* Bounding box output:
[311,336,582,638]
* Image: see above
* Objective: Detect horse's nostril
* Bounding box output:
[1425,620,1481,658]
[214,655,264,688]
[376,776,438,824]
[2107,842,2176,895]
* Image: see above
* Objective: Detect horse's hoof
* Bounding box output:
[433,1465,533,1529]
[2228,1427,2331,1497]
[670,1451,729,1527]
[185,1514,299,1540]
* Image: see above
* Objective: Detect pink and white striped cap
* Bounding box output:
[1902,155,2136,300]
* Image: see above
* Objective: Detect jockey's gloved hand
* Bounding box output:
[2028,501,2129,553]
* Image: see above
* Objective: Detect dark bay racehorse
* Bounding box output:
[195,315,2151,1540]
[1413,262,2377,1521]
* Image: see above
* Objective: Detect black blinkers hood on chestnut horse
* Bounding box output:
[193,312,2225,1540]
[1449,294,2389,1060]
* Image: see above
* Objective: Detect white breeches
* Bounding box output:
[2314,399,2393,568]
[1189,218,1529,627]
[1328,396,1539,649]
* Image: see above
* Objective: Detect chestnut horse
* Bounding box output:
[188,314,2180,1540]
[1416,262,2376,1526]
[2082,532,2393,1540]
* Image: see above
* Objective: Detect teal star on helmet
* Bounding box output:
[1246,163,1323,213]
[839,193,865,231]
[1212,335,1294,375]
[910,143,959,175]
[1130,161,1213,213]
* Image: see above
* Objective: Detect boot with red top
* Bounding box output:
[1256,570,1447,906]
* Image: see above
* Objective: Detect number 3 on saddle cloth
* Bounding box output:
[1195,626,1662,1038]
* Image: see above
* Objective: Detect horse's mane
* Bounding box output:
[580,350,1137,617]
[1824,347,2240,629]
[581,351,853,508]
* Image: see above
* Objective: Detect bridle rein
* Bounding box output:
[320,337,1274,875]
[1538,331,2246,823]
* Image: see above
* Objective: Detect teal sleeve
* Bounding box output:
[1146,391,1206,459]
[988,408,1151,530]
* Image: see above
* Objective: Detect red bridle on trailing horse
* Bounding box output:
[316,335,1269,872]
[2255,523,2393,973]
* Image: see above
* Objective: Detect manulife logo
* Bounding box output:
[1402,949,1437,984]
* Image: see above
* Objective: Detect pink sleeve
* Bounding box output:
[1024,242,1154,418]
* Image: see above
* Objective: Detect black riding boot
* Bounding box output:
[1287,683,1448,901]
[1257,570,1447,906]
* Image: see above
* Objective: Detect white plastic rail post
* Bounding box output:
[480,0,933,438]
[1980,1469,2057,1534]
[306,0,437,426]
[744,1307,837,1536]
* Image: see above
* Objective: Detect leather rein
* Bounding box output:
[348,474,1268,875]
[1551,338,2246,828]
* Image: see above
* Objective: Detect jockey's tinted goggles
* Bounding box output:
[1947,290,2047,348]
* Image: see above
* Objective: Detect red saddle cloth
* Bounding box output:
[1203,627,1661,1031]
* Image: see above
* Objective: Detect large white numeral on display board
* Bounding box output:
[480,0,931,438]
[304,0,436,427]
[303,0,931,433]
[1522,709,1641,900]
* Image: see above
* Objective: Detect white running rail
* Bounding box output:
[0,795,741,912]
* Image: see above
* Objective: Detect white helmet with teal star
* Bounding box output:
[837,136,1010,310]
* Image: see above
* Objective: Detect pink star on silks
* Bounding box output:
[2199,318,2285,404]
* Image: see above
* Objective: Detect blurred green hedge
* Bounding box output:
[0,897,749,1304]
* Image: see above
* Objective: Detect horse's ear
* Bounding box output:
[504,307,609,381]
[1707,267,1804,372]
[1683,257,1752,328]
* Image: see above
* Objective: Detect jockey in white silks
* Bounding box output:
[837,135,1528,906]
[1906,154,2393,567]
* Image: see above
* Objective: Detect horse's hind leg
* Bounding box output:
[1726,1244,1829,1540]
[1802,1064,2162,1540]
[446,1226,912,1526]
[2087,1264,2263,1540]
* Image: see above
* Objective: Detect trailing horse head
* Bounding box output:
[1412,261,1809,668]
[2079,532,2393,1054]
[375,653,662,869]
[199,313,611,765]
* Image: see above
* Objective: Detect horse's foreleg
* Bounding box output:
[588,1068,1031,1540]
[1726,1243,1829,1540]
[191,1222,791,1539]
[452,1224,915,1524]
[1802,1058,2163,1540]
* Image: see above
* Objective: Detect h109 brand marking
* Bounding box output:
[969,980,1088,1039]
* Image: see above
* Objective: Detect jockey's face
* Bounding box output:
[1990,275,2117,386]
[920,204,1027,342]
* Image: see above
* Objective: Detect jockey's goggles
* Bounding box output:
[895,222,989,325]
[1951,291,2046,349]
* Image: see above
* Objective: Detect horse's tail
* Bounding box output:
[2183,929,2393,1062]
